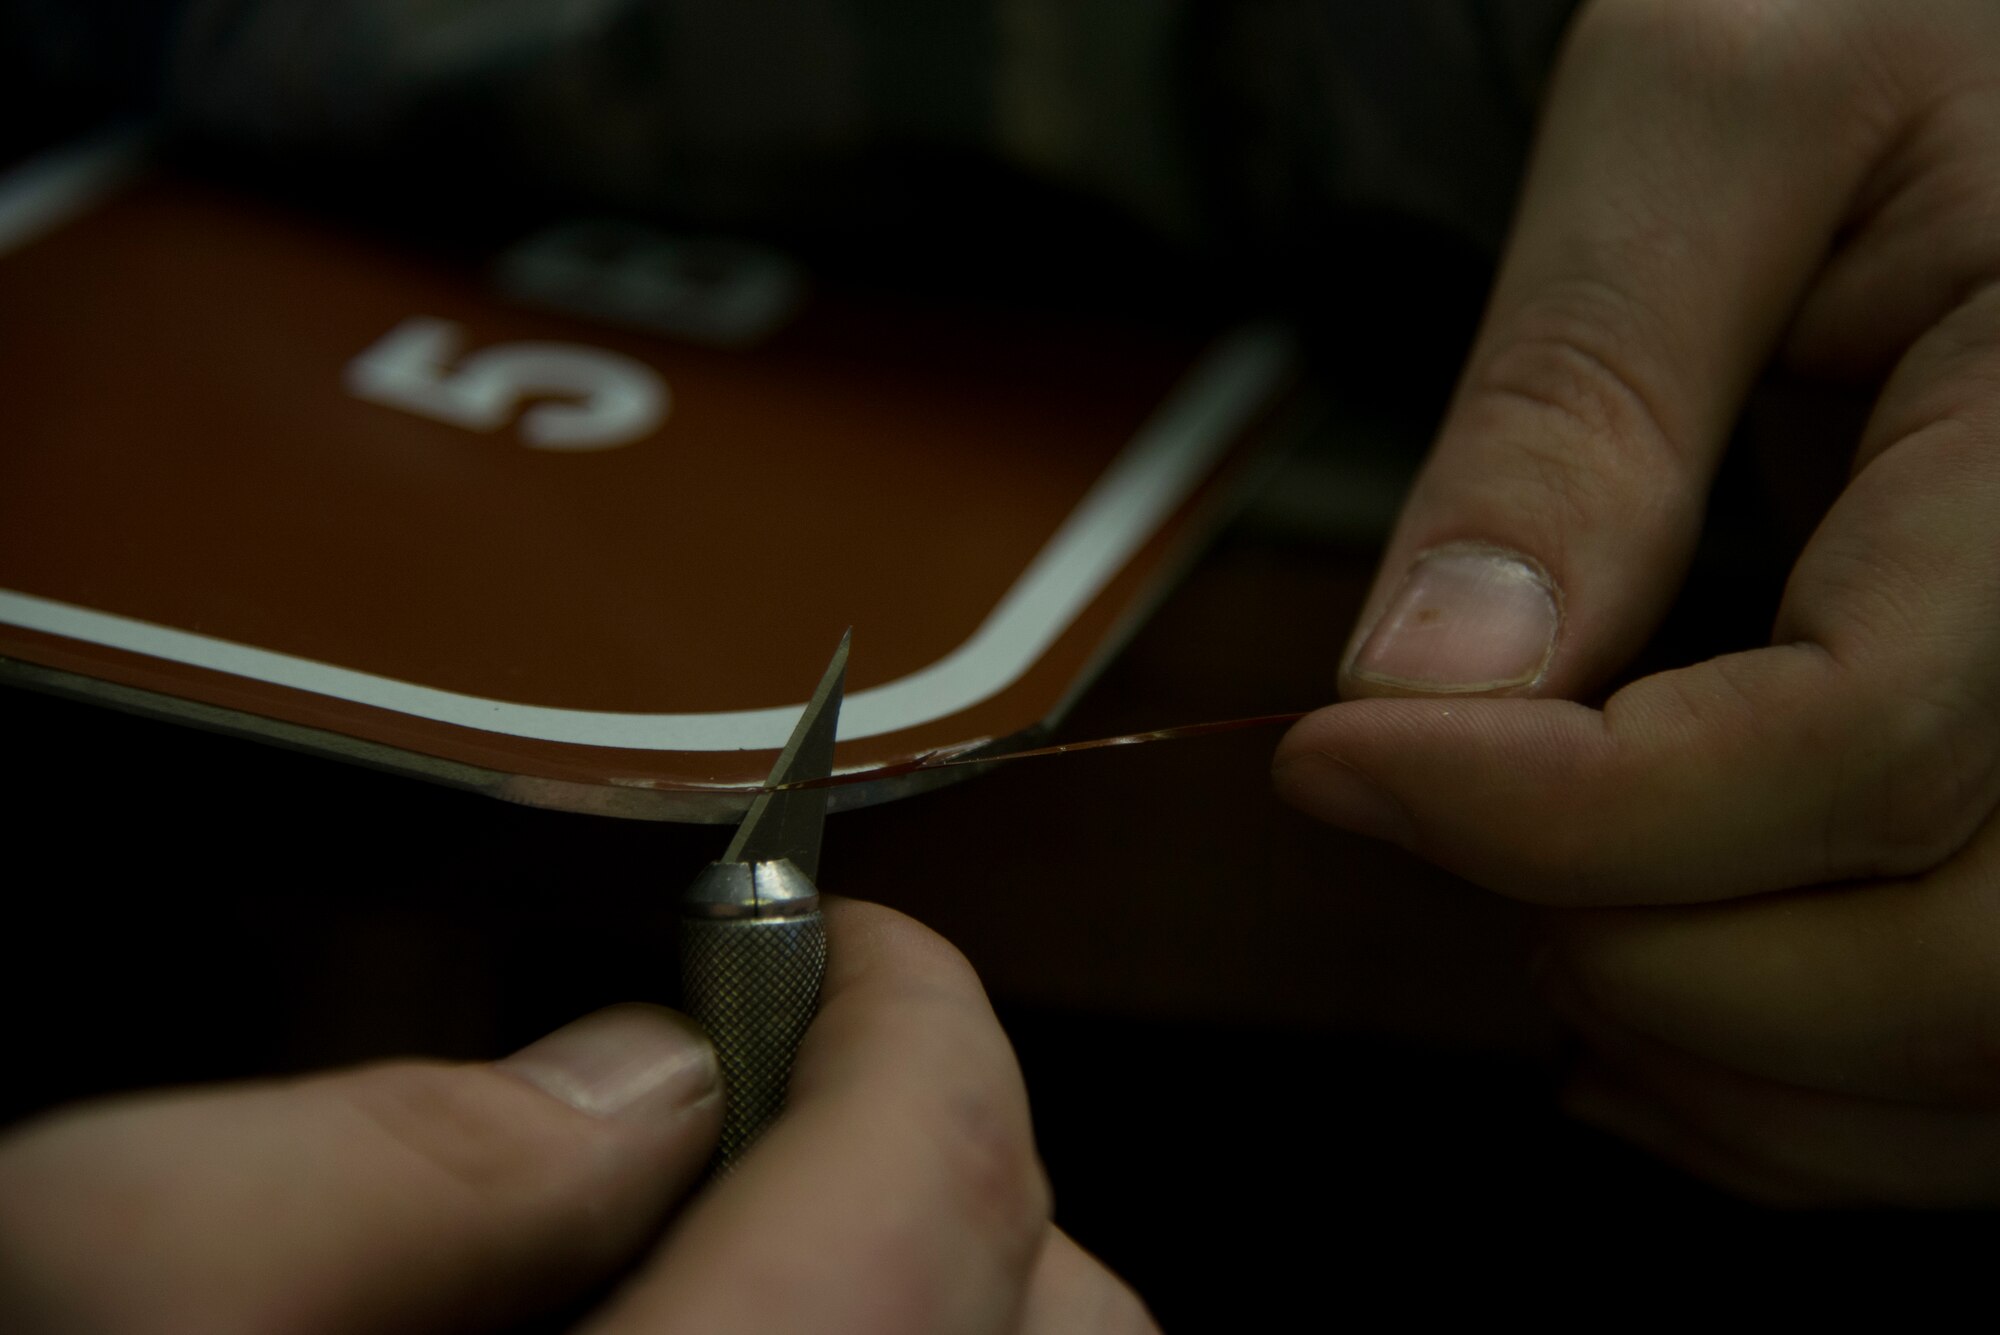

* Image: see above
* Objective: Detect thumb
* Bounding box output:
[1340,3,1877,700]
[0,1005,721,1335]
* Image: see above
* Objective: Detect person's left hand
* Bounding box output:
[0,899,1151,1333]
[1275,0,2000,1206]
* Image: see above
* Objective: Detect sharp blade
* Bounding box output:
[720,630,849,879]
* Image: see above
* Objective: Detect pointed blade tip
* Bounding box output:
[720,629,851,868]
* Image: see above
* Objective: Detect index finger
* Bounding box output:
[582,898,1053,1335]
[1276,282,2000,904]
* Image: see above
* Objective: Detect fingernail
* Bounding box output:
[500,1005,719,1120]
[1349,542,1559,692]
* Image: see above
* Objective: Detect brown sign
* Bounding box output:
[0,137,1296,819]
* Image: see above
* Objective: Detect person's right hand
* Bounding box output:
[0,898,1153,1334]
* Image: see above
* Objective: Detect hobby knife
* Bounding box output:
[679,631,847,1171]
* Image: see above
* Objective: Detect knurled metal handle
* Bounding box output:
[680,909,827,1171]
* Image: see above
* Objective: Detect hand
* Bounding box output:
[0,899,1154,1333]
[1275,0,2000,1205]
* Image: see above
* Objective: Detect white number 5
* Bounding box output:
[344,317,668,450]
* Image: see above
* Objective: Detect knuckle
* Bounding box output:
[1490,430,1628,544]
[1568,0,1895,162]
[1461,283,1703,544]
[1473,279,1679,453]
[918,1069,1050,1268]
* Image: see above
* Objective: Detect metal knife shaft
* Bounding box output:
[680,860,827,1171]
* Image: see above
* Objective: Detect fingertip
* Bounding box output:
[602,897,1049,1333]
[1277,695,1684,904]
[819,896,984,998]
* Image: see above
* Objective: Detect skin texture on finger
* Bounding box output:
[1283,656,1847,903]
[1547,804,2000,1107]
[0,1006,721,1335]
[1279,257,2000,905]
[1557,1002,2000,1208]
[1784,5,2000,377]
[1016,1227,1161,1335]
[580,898,1054,1335]
[1341,0,1900,703]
